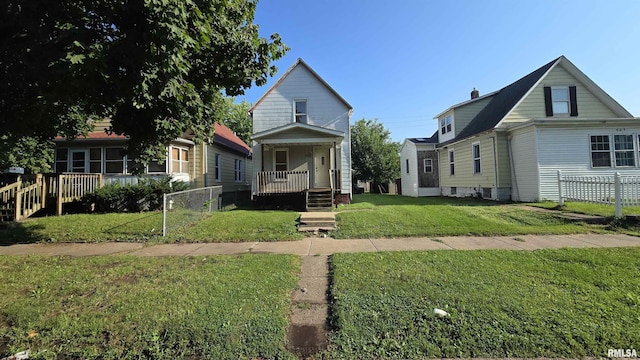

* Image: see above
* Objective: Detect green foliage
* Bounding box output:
[333,194,605,238]
[1,0,288,165]
[0,255,299,359]
[220,98,253,145]
[83,177,188,212]
[351,119,400,183]
[0,135,54,174]
[329,249,640,358]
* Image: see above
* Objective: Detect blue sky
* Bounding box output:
[239,0,640,143]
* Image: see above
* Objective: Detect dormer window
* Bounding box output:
[544,86,578,117]
[440,115,452,135]
[294,99,307,123]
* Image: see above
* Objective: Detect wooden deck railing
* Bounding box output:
[256,171,309,195]
[56,173,103,215]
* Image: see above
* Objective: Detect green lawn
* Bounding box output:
[0,210,302,244]
[531,200,640,217]
[329,248,640,359]
[0,255,299,359]
[0,195,621,244]
[333,194,606,238]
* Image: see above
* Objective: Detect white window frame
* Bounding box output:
[294,99,307,123]
[104,147,126,174]
[274,148,289,180]
[472,142,481,174]
[406,159,410,174]
[589,134,639,168]
[214,154,221,182]
[448,149,455,176]
[424,159,433,173]
[440,115,452,135]
[613,134,635,167]
[170,145,190,174]
[55,148,69,173]
[551,86,570,115]
[234,159,243,182]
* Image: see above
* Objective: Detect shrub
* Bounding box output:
[83,177,189,213]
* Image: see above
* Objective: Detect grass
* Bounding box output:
[0,255,299,359]
[333,194,606,238]
[0,209,302,244]
[531,200,640,217]
[328,248,640,359]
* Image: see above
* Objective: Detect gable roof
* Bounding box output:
[214,122,252,156]
[252,122,344,140]
[249,58,353,112]
[438,56,634,146]
[408,131,439,144]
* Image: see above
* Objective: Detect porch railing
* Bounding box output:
[330,169,341,191]
[256,171,309,195]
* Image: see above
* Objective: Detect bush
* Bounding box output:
[83,177,189,212]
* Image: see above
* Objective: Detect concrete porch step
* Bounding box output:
[298,212,336,232]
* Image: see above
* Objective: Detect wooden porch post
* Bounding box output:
[14,178,22,221]
[57,174,63,216]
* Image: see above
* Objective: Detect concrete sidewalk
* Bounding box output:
[1,233,639,256]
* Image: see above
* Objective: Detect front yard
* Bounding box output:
[0,255,299,359]
[328,248,640,358]
[0,195,619,244]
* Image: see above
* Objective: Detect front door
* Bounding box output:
[314,147,331,188]
[70,150,88,173]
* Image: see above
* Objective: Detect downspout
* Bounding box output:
[203,143,208,187]
[192,144,197,187]
[507,135,519,201]
[491,136,498,199]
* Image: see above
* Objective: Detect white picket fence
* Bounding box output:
[558,170,640,217]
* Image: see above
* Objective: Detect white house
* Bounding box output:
[250,58,353,210]
[400,133,439,197]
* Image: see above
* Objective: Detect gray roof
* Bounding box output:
[408,131,439,144]
[439,56,561,146]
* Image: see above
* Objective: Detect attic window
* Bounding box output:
[544,86,578,116]
[294,100,307,123]
[440,116,452,135]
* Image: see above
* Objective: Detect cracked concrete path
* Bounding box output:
[287,255,330,358]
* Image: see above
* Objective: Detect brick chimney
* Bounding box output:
[471,88,479,99]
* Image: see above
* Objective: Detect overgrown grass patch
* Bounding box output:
[0,255,299,359]
[333,194,604,238]
[329,248,640,359]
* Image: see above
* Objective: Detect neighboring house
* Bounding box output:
[402,55,639,201]
[400,132,439,197]
[53,120,252,193]
[250,58,353,210]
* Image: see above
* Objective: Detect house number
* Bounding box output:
[615,128,626,131]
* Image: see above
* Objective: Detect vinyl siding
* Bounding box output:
[439,134,497,188]
[205,144,252,193]
[453,97,492,136]
[536,126,640,201]
[251,62,352,195]
[495,132,511,187]
[504,65,618,124]
[508,126,539,202]
[400,141,418,196]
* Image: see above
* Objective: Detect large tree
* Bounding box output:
[351,118,400,184]
[220,98,252,145]
[1,0,287,169]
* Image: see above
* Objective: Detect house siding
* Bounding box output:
[504,65,618,124]
[453,97,492,136]
[535,125,640,201]
[508,126,539,202]
[206,144,251,194]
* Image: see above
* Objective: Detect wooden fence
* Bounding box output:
[558,170,640,217]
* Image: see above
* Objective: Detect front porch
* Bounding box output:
[255,170,341,211]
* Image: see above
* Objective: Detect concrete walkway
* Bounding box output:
[1,233,640,256]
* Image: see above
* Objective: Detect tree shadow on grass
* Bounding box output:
[0,222,47,245]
